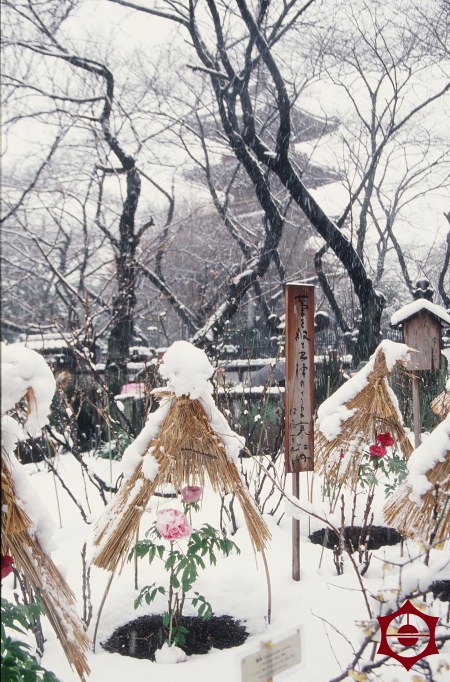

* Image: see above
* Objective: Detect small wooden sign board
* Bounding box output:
[285,284,315,473]
[241,629,302,682]
[402,312,442,371]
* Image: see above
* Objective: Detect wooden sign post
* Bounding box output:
[285,284,315,581]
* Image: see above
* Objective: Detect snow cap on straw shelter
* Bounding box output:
[120,342,218,480]
[121,402,171,479]
[315,340,413,490]
[92,341,270,571]
[1,345,91,679]
[405,413,450,506]
[159,340,214,399]
[1,342,56,437]
[1,344,57,552]
[317,339,410,441]
[384,414,449,545]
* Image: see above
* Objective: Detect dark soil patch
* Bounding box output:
[430,580,450,602]
[309,526,403,552]
[102,614,249,660]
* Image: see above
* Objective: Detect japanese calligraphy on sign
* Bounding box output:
[285,284,314,473]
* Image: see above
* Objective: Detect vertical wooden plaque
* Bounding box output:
[285,284,315,473]
[403,313,442,370]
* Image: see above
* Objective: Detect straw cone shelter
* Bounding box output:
[316,341,414,490]
[1,453,91,681]
[431,379,450,420]
[92,392,271,573]
[384,413,450,546]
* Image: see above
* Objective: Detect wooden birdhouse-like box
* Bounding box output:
[391,300,450,371]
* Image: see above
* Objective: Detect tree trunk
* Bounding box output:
[106,166,141,394]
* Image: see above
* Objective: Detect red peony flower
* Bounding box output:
[369,444,387,458]
[1,555,14,579]
[376,432,395,447]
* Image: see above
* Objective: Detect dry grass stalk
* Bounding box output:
[384,455,449,545]
[316,348,413,490]
[431,384,450,420]
[92,396,271,572]
[1,455,91,681]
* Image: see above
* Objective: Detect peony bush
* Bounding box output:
[359,431,407,494]
[130,487,240,653]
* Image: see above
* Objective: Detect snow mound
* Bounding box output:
[1,342,56,436]
[159,340,214,399]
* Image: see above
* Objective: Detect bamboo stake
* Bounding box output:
[412,374,422,447]
[292,472,300,581]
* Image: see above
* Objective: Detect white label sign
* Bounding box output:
[241,629,302,682]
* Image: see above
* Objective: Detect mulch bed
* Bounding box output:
[102,614,249,660]
[309,525,403,552]
[430,580,450,602]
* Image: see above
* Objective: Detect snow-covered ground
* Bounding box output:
[2,450,449,682]
[2,341,449,681]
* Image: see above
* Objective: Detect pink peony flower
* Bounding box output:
[369,444,387,458]
[181,486,203,504]
[376,431,395,447]
[155,509,192,541]
[1,555,14,579]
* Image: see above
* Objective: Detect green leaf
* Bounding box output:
[174,631,186,646]
[165,554,177,570]
[134,543,151,559]
[193,554,205,569]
